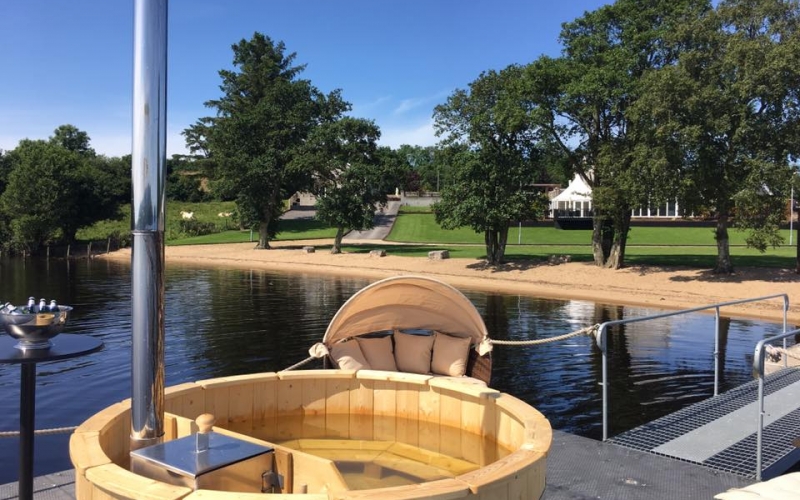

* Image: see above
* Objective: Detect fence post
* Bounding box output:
[88,242,92,258]
[714,306,720,397]
[47,246,50,260]
[107,238,112,254]
[66,245,70,259]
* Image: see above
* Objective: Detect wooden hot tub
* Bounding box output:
[70,369,551,499]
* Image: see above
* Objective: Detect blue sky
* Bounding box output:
[0,0,611,157]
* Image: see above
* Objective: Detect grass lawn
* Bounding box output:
[331,242,794,268]
[387,212,790,246]
[169,219,338,245]
[80,202,798,269]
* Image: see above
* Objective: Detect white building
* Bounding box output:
[549,174,682,218]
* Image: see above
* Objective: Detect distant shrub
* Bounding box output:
[176,219,217,238]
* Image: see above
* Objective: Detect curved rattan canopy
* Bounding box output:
[323,276,488,346]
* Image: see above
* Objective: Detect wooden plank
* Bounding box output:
[98,405,131,466]
[172,415,196,438]
[185,491,328,500]
[438,387,463,459]
[418,385,440,453]
[325,376,353,438]
[302,377,327,415]
[252,378,277,441]
[382,371,433,385]
[461,395,485,465]
[300,378,327,437]
[282,444,349,495]
[74,402,129,434]
[227,380,254,436]
[163,383,199,415]
[163,414,177,441]
[278,369,351,380]
[457,449,544,496]
[334,478,470,499]
[395,382,420,448]
[274,448,294,494]
[276,377,303,440]
[70,431,107,472]
[201,384,230,428]
[349,379,374,441]
[373,380,397,442]
[480,399,498,467]
[85,463,193,500]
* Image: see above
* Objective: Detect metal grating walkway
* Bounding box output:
[610,368,800,479]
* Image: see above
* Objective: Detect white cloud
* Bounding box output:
[350,95,392,116]
[378,119,438,149]
[392,90,451,116]
[393,97,426,115]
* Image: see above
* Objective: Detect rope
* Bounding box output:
[766,345,800,363]
[487,324,599,347]
[281,355,317,372]
[0,426,77,438]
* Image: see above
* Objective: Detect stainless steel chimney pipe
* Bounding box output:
[130,0,168,449]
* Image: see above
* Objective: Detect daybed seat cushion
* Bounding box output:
[393,330,435,374]
[431,331,472,377]
[330,339,369,370]
[356,335,397,372]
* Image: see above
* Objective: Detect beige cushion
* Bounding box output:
[330,340,369,370]
[393,331,435,374]
[431,332,472,377]
[357,336,397,372]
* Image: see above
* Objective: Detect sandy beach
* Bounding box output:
[102,240,800,324]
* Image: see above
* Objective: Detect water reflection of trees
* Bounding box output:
[177,269,369,380]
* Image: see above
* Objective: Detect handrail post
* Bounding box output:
[783,296,789,368]
[754,341,766,481]
[596,324,609,441]
[714,306,720,397]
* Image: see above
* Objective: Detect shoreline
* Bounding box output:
[100,240,800,324]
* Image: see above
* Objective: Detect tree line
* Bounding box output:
[433,0,800,271]
[3,0,797,273]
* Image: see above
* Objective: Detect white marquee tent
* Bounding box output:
[550,174,592,216]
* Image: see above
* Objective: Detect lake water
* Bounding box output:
[0,257,789,484]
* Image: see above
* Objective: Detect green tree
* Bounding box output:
[186,32,349,248]
[397,144,440,191]
[524,0,711,269]
[300,117,402,253]
[1,141,83,251]
[433,65,548,265]
[635,0,800,273]
[0,139,122,253]
[50,124,95,156]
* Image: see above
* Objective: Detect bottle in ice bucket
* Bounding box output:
[26,297,36,313]
[2,303,22,315]
[49,300,57,312]
[39,298,47,312]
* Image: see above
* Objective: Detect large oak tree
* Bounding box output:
[433,65,548,265]
[525,0,711,269]
[185,33,349,248]
[635,0,800,273]
[299,117,404,253]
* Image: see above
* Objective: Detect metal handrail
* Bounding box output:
[752,327,800,480]
[596,293,789,442]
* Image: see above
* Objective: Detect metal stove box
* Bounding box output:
[130,431,274,492]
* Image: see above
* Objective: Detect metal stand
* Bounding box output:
[0,334,103,500]
[19,364,35,500]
